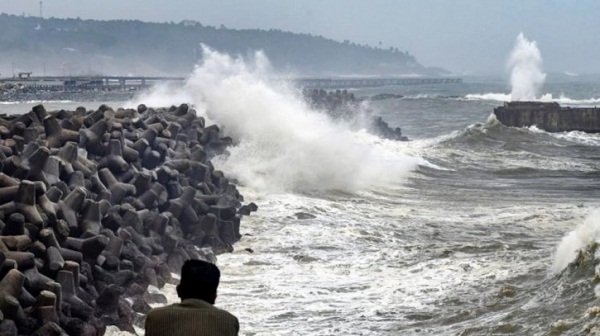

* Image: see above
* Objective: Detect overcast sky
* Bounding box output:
[2,0,600,75]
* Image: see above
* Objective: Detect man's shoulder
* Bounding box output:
[146,303,181,321]
[148,300,237,321]
[145,302,239,336]
[147,303,179,314]
[210,305,239,322]
[195,301,239,323]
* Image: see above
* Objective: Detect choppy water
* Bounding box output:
[209,76,600,335]
[5,68,600,335]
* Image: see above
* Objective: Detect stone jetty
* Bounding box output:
[494,101,600,133]
[0,103,256,335]
[304,89,409,141]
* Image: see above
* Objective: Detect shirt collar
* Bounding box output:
[180,298,215,308]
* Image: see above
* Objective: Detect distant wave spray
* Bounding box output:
[464,34,600,104]
[508,33,546,101]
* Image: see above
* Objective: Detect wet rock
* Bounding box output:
[304,89,409,141]
[0,103,249,333]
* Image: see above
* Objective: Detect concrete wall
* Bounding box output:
[493,102,600,133]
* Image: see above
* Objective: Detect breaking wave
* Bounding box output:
[130,47,419,193]
[552,209,600,273]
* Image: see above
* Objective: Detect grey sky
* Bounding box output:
[2,0,599,75]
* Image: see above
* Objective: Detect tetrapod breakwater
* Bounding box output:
[0,103,256,335]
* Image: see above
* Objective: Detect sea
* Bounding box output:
[4,53,600,335]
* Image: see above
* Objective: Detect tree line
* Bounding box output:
[0,14,445,77]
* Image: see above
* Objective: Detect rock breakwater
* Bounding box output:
[494,101,600,133]
[0,103,255,335]
[304,89,408,141]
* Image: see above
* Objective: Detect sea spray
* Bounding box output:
[465,33,549,102]
[128,83,193,109]
[507,33,546,101]
[552,209,600,273]
[131,47,418,193]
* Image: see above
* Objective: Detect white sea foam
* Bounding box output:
[464,92,600,106]
[209,186,551,335]
[464,92,513,102]
[401,93,438,100]
[552,209,600,273]
[130,47,419,193]
[105,326,136,336]
[525,125,600,146]
[550,131,600,146]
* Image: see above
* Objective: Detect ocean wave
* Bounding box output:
[551,96,600,106]
[523,125,600,146]
[416,158,453,171]
[551,131,600,146]
[401,94,439,100]
[464,92,513,102]
[130,47,420,193]
[552,209,600,273]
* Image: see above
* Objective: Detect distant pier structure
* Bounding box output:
[0,75,462,90]
[0,75,184,90]
[293,76,462,89]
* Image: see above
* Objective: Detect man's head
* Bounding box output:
[176,259,220,304]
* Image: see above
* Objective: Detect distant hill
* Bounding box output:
[0,14,446,77]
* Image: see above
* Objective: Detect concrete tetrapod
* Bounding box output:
[0,103,257,334]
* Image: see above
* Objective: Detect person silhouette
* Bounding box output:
[145,259,239,336]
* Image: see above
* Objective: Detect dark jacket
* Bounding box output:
[145,298,239,336]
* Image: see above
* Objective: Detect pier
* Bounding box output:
[0,75,184,90]
[494,101,600,133]
[292,76,462,89]
[0,75,462,90]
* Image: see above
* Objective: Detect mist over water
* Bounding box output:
[508,33,546,101]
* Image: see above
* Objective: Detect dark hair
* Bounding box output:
[177,259,220,304]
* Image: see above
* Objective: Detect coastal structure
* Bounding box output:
[493,101,600,133]
[0,75,462,91]
[304,89,409,141]
[0,76,183,90]
[293,76,462,89]
[0,103,257,334]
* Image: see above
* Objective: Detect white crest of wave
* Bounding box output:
[464,93,512,102]
[507,33,546,101]
[550,130,600,147]
[551,209,600,273]
[464,92,600,106]
[134,47,418,193]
